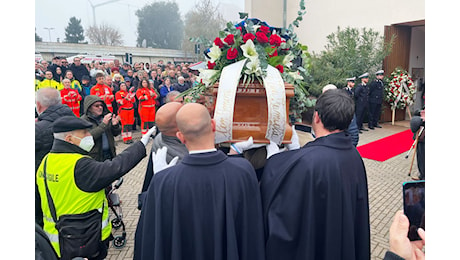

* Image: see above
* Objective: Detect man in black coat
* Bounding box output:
[344,76,356,98]
[368,70,385,129]
[134,103,265,260]
[35,88,75,227]
[355,72,370,133]
[260,89,370,260]
[69,56,90,83]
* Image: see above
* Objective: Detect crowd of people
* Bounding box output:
[35,56,198,143]
[35,56,425,259]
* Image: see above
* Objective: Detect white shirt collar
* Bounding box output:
[189,148,217,155]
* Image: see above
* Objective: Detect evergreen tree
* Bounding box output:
[64,17,85,43]
[136,2,184,49]
[308,27,394,96]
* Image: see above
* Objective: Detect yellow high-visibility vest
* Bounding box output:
[36,153,111,257]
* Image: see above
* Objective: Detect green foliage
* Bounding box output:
[64,17,85,43]
[291,0,306,28]
[309,26,394,96]
[136,2,184,49]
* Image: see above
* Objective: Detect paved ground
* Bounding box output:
[106,120,419,260]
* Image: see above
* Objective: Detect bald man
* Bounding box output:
[134,103,265,260]
[139,102,188,197]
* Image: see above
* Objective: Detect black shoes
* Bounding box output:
[375,124,382,128]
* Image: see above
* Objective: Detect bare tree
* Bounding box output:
[86,23,124,46]
[183,0,226,57]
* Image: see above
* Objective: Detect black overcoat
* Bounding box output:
[260,132,370,260]
[134,150,265,260]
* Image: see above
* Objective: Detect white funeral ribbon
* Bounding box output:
[263,65,286,145]
[393,81,410,109]
[214,59,287,144]
[214,59,247,144]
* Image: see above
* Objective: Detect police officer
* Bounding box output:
[36,116,156,259]
[368,70,385,129]
[344,77,356,98]
[354,72,370,133]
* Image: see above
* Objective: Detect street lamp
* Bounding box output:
[43,27,55,42]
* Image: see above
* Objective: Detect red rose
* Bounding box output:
[236,26,242,32]
[207,61,216,69]
[269,34,282,46]
[243,33,255,43]
[227,47,238,60]
[214,37,224,48]
[268,46,278,57]
[224,34,235,45]
[256,32,268,43]
[259,25,270,34]
[275,64,284,73]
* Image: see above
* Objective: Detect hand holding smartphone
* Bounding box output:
[403,180,425,241]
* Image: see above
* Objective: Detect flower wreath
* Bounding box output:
[384,68,416,110]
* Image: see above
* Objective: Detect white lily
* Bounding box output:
[282,53,295,69]
[197,69,218,86]
[240,39,258,61]
[287,71,304,81]
[208,44,222,63]
[244,58,262,76]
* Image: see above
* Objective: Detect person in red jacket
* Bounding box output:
[60,78,82,117]
[136,79,158,135]
[116,82,136,144]
[90,72,114,112]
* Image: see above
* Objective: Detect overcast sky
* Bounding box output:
[35,0,244,47]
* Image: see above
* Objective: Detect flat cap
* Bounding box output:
[346,77,356,81]
[358,72,369,79]
[375,70,384,75]
[53,116,93,133]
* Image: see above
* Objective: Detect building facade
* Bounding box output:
[35,42,196,65]
[246,0,425,80]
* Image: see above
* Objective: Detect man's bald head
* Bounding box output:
[176,103,214,146]
[155,102,183,136]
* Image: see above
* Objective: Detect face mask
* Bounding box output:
[72,135,95,152]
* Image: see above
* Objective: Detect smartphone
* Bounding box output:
[403,180,425,241]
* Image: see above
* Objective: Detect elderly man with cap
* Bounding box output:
[368,70,385,129]
[36,115,156,260]
[344,77,356,98]
[354,72,370,133]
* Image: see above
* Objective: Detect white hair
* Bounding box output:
[36,88,61,107]
[53,131,73,140]
[166,90,181,103]
[322,84,337,93]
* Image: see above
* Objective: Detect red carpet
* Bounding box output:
[357,129,413,162]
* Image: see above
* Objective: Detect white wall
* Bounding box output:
[247,0,425,53]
